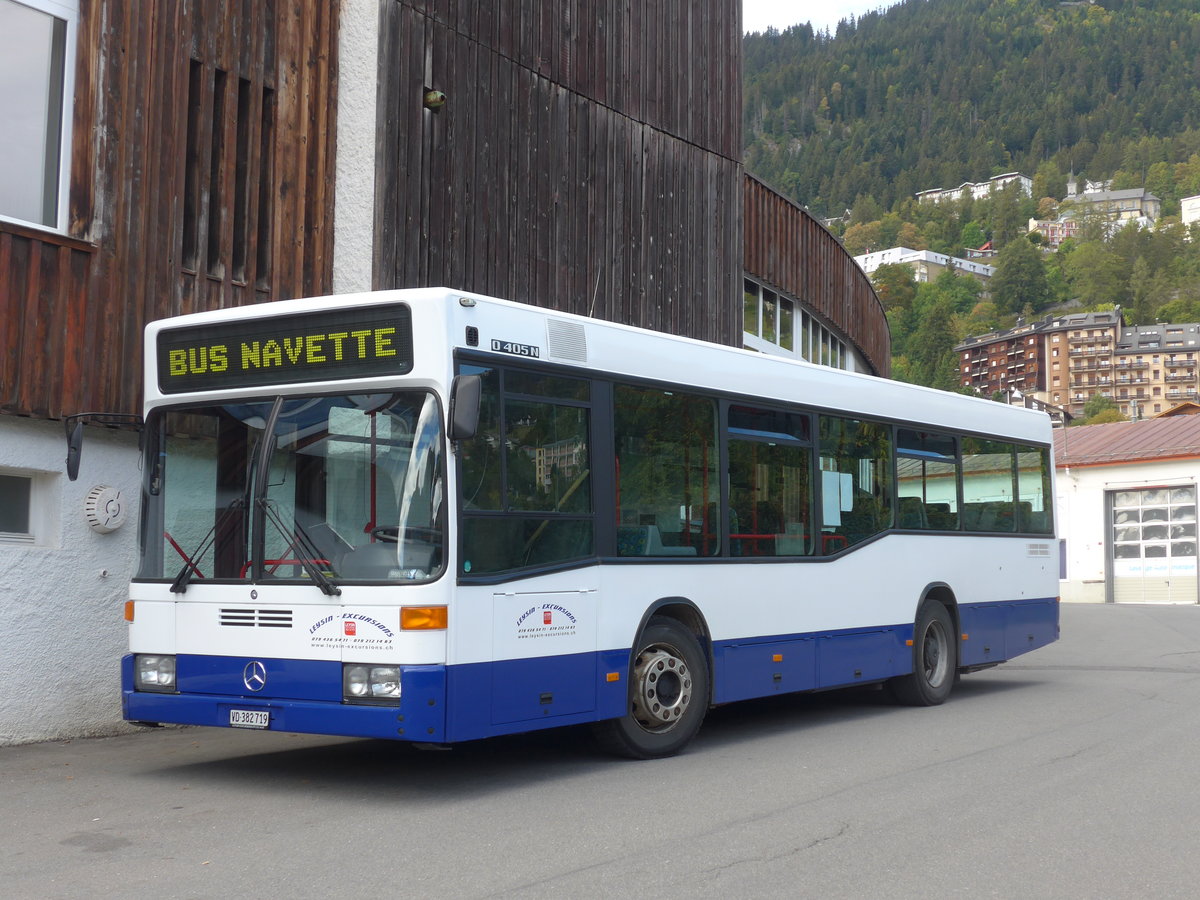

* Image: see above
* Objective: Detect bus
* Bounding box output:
[101,287,1058,758]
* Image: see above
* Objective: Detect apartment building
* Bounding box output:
[914,172,1033,205]
[1182,195,1200,228]
[1026,215,1080,249]
[1108,324,1200,416]
[1068,187,1162,225]
[854,246,995,289]
[957,319,1047,398]
[958,311,1200,420]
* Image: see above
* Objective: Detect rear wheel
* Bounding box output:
[891,600,956,706]
[593,616,709,759]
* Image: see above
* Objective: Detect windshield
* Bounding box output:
[137,391,445,586]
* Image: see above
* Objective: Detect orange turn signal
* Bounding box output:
[124,601,135,622]
[400,606,448,630]
[606,672,620,683]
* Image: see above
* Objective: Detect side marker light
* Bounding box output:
[400,606,448,630]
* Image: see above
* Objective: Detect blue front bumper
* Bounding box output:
[122,654,447,741]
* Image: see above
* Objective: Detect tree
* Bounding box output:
[1072,393,1127,426]
[989,182,1028,249]
[896,221,927,249]
[898,271,977,387]
[1036,197,1058,219]
[870,263,918,313]
[989,237,1049,315]
[960,221,986,250]
[900,290,956,386]
[1063,241,1127,307]
[1032,162,1066,205]
[842,221,883,255]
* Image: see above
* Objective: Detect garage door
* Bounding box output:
[1111,486,1198,604]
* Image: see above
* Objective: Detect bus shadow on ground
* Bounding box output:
[143,671,1043,801]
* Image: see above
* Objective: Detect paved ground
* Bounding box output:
[5,603,1200,898]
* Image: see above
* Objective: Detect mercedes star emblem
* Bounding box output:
[243,660,267,692]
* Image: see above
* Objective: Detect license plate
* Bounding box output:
[229,709,270,729]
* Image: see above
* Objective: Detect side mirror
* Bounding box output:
[448,374,482,442]
[66,421,84,482]
[63,412,143,481]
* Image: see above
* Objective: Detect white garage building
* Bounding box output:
[1055,415,1200,604]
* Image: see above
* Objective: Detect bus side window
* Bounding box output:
[962,437,1016,533]
[726,404,813,557]
[896,428,960,531]
[818,416,892,548]
[614,386,718,557]
[458,365,594,575]
[458,366,502,511]
[1016,444,1054,535]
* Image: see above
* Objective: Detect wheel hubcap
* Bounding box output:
[923,621,949,687]
[631,644,692,732]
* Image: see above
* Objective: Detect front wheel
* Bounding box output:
[891,600,956,706]
[593,616,709,759]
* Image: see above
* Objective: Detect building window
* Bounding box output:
[182,58,275,287]
[0,0,77,230]
[743,280,760,336]
[0,472,34,542]
[743,279,832,365]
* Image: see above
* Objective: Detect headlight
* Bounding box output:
[134,654,177,692]
[343,664,401,704]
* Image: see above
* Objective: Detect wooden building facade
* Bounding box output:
[1,0,339,420]
[371,0,745,345]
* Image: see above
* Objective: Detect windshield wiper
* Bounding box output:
[258,499,342,597]
[169,498,245,594]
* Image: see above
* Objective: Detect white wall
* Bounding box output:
[1182,195,1200,228]
[331,0,380,295]
[0,416,141,744]
[1056,457,1197,604]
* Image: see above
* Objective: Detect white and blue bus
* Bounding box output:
[113,288,1058,757]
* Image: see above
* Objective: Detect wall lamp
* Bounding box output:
[423,89,447,112]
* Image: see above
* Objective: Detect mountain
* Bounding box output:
[743,0,1200,219]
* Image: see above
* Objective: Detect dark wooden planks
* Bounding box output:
[0,0,339,419]
[374,0,744,346]
[743,175,891,376]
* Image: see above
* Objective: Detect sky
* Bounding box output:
[743,1,902,35]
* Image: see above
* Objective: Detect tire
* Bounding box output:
[891,600,956,706]
[593,616,709,759]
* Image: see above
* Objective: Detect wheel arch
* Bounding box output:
[919,582,960,639]
[629,597,714,704]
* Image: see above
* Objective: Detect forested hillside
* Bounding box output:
[743,0,1200,393]
[745,0,1200,216]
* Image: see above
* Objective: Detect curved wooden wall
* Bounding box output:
[744,175,891,377]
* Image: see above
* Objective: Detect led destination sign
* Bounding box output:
[156,303,414,393]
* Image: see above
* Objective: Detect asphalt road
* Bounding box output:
[5,603,1200,899]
